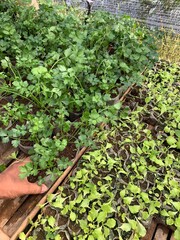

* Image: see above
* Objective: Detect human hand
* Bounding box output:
[0,157,48,199]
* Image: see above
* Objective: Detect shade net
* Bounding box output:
[58,0,180,33]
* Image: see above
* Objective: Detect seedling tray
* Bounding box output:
[0,144,87,240]
[0,85,134,240]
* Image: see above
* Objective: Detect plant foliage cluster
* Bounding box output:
[0,0,157,179]
[21,63,180,239]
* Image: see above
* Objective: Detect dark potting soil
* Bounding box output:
[27,170,47,183]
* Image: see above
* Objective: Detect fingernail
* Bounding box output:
[41,184,48,193]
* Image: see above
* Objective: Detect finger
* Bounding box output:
[26,183,48,195]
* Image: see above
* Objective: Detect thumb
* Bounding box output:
[27,183,48,195]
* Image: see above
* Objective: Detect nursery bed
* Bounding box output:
[24,62,180,240]
[0,144,87,240]
[0,81,134,240]
[0,63,179,239]
[0,1,179,239]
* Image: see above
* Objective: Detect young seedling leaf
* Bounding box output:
[105,218,116,228]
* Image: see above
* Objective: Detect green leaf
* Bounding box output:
[172,202,180,211]
[105,218,116,228]
[88,235,95,240]
[120,189,126,198]
[160,209,169,217]
[64,48,72,57]
[0,163,6,173]
[119,62,130,73]
[123,197,133,205]
[70,211,77,221]
[19,232,26,240]
[79,219,88,232]
[19,172,28,179]
[164,126,171,133]
[141,192,150,203]
[174,229,180,240]
[166,218,174,225]
[137,220,146,237]
[101,202,115,213]
[92,227,105,240]
[81,199,90,208]
[177,139,180,149]
[52,196,66,209]
[12,139,20,148]
[142,211,149,220]
[130,146,136,154]
[97,211,107,223]
[55,235,61,240]
[1,58,9,69]
[87,207,98,222]
[2,136,9,143]
[114,102,122,110]
[59,65,66,72]
[47,194,55,203]
[32,66,48,76]
[175,130,180,137]
[128,184,141,194]
[166,136,177,146]
[145,96,152,103]
[175,217,180,228]
[160,104,167,114]
[128,219,137,230]
[104,226,110,237]
[129,205,141,214]
[48,216,55,227]
[120,223,132,232]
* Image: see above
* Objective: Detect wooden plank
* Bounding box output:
[9,147,87,240]
[0,143,11,156]
[2,194,43,237]
[0,197,27,228]
[0,143,13,164]
[154,224,169,240]
[0,229,10,240]
[0,145,17,166]
[142,219,157,240]
[3,175,55,237]
[0,142,87,238]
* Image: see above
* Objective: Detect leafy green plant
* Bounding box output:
[0,0,158,179]
[23,63,180,239]
[145,63,180,149]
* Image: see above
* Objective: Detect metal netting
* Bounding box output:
[58,0,180,33]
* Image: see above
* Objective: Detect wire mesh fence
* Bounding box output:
[58,0,180,32]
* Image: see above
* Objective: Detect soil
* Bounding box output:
[67,111,82,122]
[58,215,68,227]
[68,220,81,234]
[43,206,57,217]
[58,230,69,240]
[27,170,47,183]
[0,97,12,106]
[108,43,115,55]
[59,141,77,160]
[33,227,45,240]
[18,140,34,154]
